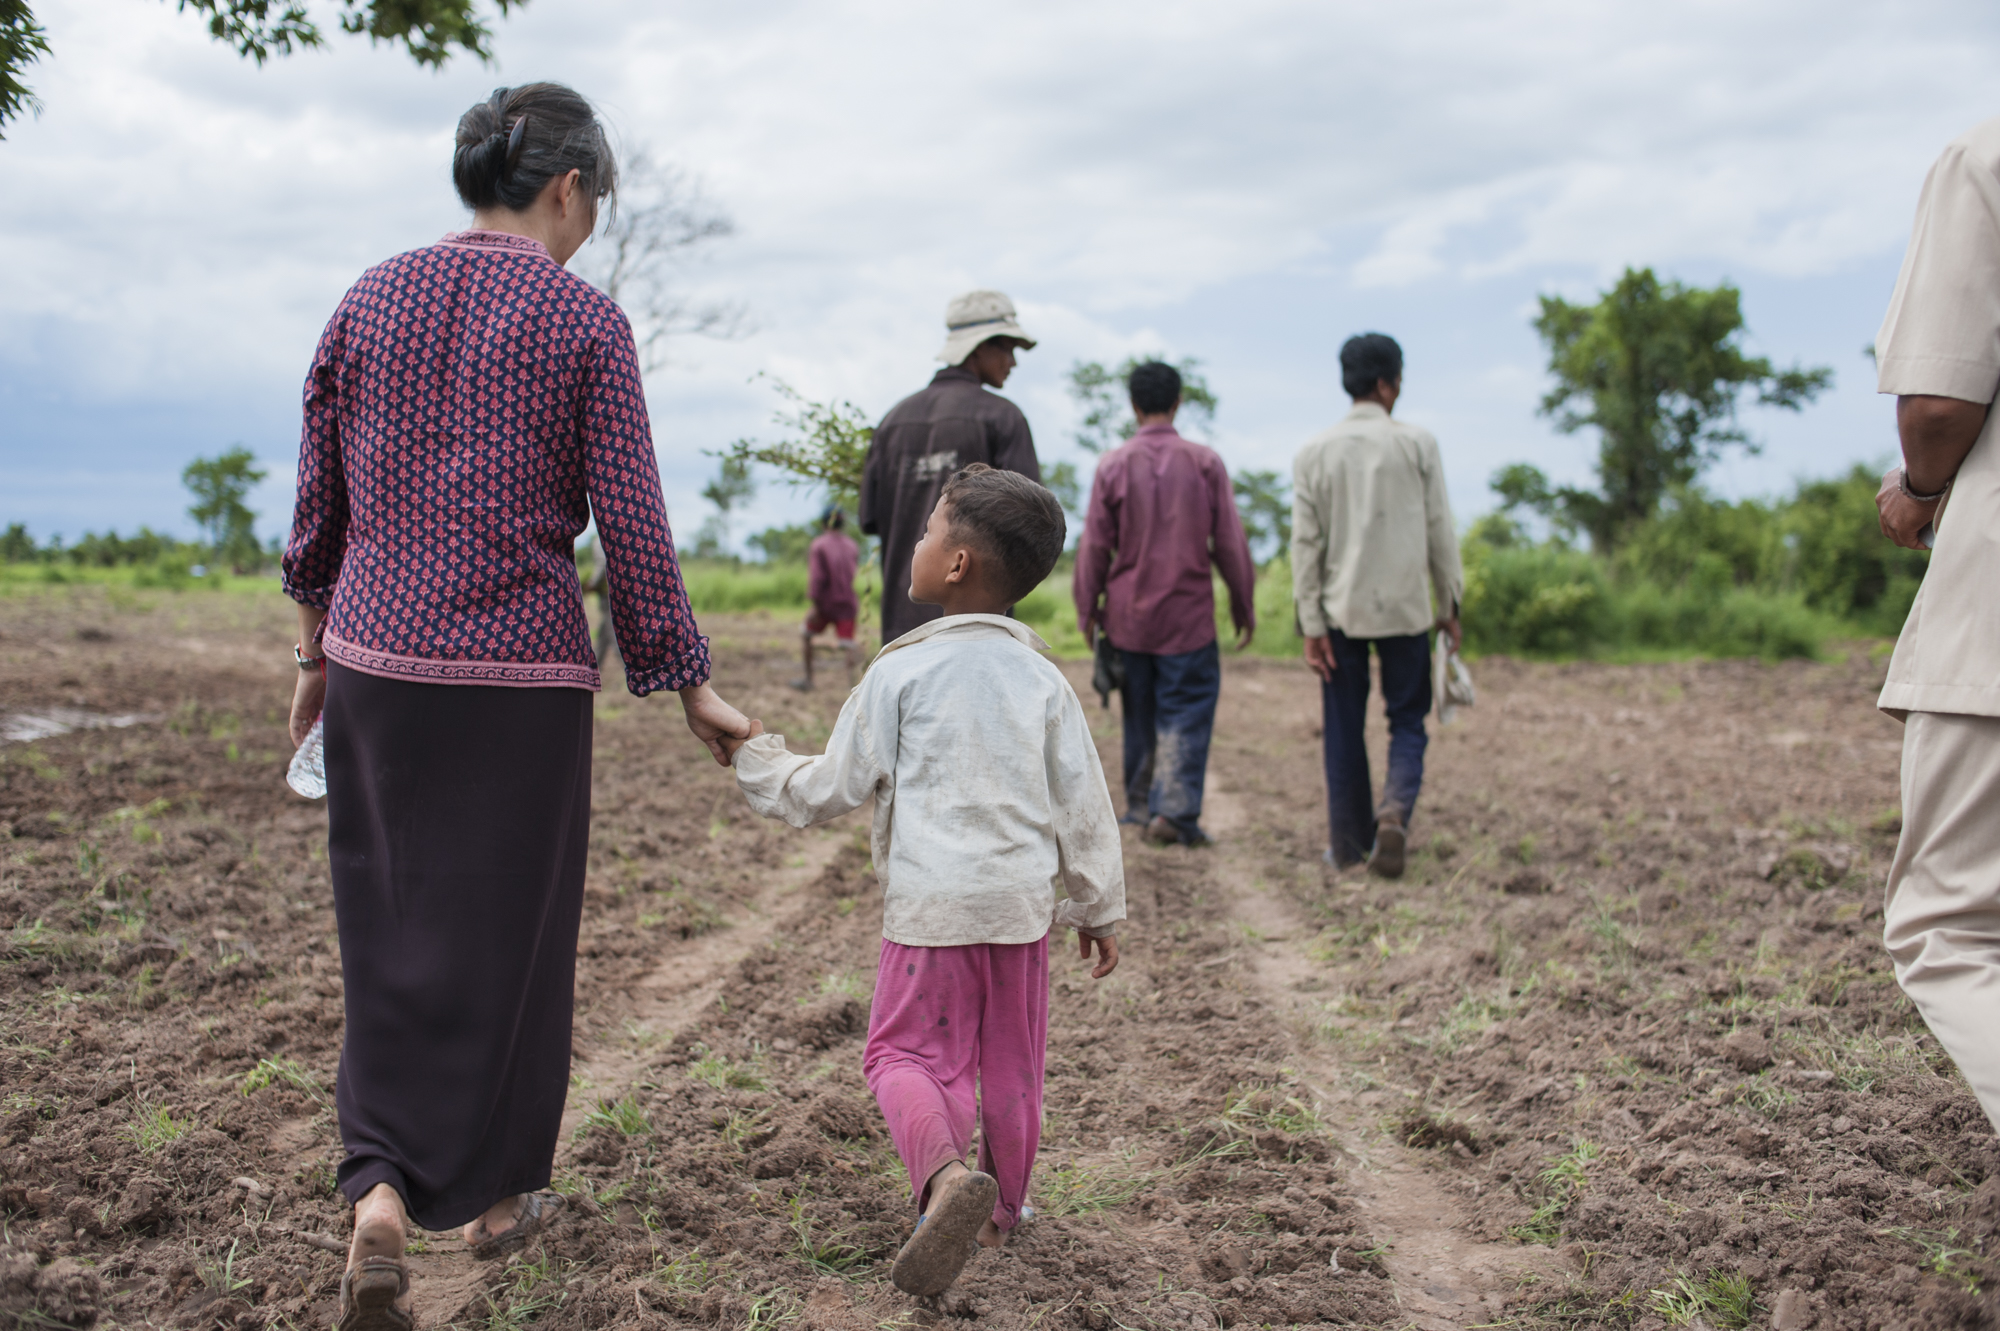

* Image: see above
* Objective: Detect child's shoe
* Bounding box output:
[891,1169,999,1296]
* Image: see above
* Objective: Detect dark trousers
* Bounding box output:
[324,662,593,1231]
[1119,642,1221,837]
[1322,630,1432,866]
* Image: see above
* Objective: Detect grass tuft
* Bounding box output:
[126,1097,191,1153]
[240,1057,325,1103]
[1650,1270,1756,1328]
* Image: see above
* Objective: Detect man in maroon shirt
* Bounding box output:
[794,506,861,691]
[1074,362,1257,846]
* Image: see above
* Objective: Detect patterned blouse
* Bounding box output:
[282,230,709,696]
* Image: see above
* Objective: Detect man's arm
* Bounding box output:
[1072,460,1117,640]
[858,425,888,538]
[1420,432,1465,651]
[1290,451,1339,680]
[1878,395,1990,548]
[1209,458,1257,649]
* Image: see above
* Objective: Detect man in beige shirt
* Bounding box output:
[1873,115,2000,1133]
[1292,334,1463,878]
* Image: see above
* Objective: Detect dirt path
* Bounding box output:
[1204,785,1553,1328]
[6,592,2000,1331]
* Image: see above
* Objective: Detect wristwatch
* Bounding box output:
[294,644,326,672]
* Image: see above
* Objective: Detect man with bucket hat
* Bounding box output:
[861,290,1042,643]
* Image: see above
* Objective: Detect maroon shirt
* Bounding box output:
[282,231,708,696]
[807,530,860,621]
[1073,423,1257,657]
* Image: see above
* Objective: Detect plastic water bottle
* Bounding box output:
[287,715,326,800]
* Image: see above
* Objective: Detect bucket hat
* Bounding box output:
[936,290,1037,366]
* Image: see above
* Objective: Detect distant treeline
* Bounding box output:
[1463,463,1925,659]
[1,524,280,575]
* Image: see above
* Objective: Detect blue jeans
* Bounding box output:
[1322,630,1432,866]
[1118,642,1221,839]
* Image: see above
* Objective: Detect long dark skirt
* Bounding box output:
[323,661,592,1231]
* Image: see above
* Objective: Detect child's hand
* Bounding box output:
[720,718,765,767]
[1076,930,1119,979]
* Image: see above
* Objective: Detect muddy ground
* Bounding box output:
[1,586,1995,1331]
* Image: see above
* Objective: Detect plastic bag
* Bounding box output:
[287,715,326,800]
[1434,643,1476,725]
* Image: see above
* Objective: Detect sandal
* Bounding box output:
[336,1255,412,1331]
[891,1169,998,1297]
[467,1191,565,1260]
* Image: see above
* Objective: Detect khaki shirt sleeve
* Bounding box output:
[1419,431,1464,617]
[1877,133,2000,405]
[1290,448,1331,639]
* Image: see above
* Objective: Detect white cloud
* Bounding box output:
[3,0,1995,542]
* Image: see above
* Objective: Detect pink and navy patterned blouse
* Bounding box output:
[282,230,709,696]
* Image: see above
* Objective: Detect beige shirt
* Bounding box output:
[1877,116,2000,720]
[733,615,1126,948]
[1290,402,1464,640]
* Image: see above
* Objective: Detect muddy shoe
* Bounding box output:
[1368,815,1406,879]
[336,1256,412,1331]
[468,1192,564,1260]
[891,1170,999,1297]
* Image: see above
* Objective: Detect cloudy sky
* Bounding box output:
[4,0,1997,549]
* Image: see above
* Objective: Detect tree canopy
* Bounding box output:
[1500,267,1831,551]
[1,0,521,136]
[1065,355,1217,455]
[182,447,266,569]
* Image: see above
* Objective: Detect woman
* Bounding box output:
[282,83,753,1331]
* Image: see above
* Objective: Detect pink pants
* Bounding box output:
[862,935,1049,1230]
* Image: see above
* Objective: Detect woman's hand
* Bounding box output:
[290,667,326,747]
[680,682,756,766]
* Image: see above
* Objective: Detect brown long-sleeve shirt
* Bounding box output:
[859,367,1040,642]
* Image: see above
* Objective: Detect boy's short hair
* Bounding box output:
[1340,333,1403,400]
[938,463,1066,606]
[1127,361,1181,416]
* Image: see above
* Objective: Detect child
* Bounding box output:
[791,506,861,691]
[731,464,1126,1297]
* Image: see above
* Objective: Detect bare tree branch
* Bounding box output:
[577,149,747,376]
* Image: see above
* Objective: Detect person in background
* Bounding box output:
[1871,115,2000,1135]
[861,290,1041,643]
[282,83,753,1331]
[792,505,860,691]
[1074,361,1256,847]
[732,465,1123,1298]
[1291,333,1462,879]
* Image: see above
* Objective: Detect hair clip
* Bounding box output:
[504,116,529,175]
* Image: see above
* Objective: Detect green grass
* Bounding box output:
[1650,1270,1756,1328]
[577,1093,650,1138]
[786,1191,868,1278]
[0,562,280,597]
[686,1044,771,1092]
[126,1098,192,1153]
[240,1057,325,1103]
[1507,1138,1601,1245]
[1882,1226,1983,1293]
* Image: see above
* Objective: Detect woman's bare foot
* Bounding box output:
[464,1194,524,1245]
[349,1183,408,1266]
[977,1218,1004,1248]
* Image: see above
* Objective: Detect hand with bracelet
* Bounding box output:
[290,605,328,747]
[1877,394,1990,550]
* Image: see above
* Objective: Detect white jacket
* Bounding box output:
[734,614,1126,947]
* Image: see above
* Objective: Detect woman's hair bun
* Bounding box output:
[451,84,617,219]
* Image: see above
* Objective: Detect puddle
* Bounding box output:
[2,708,159,744]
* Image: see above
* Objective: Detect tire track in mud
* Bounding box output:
[1202,786,1554,1329]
